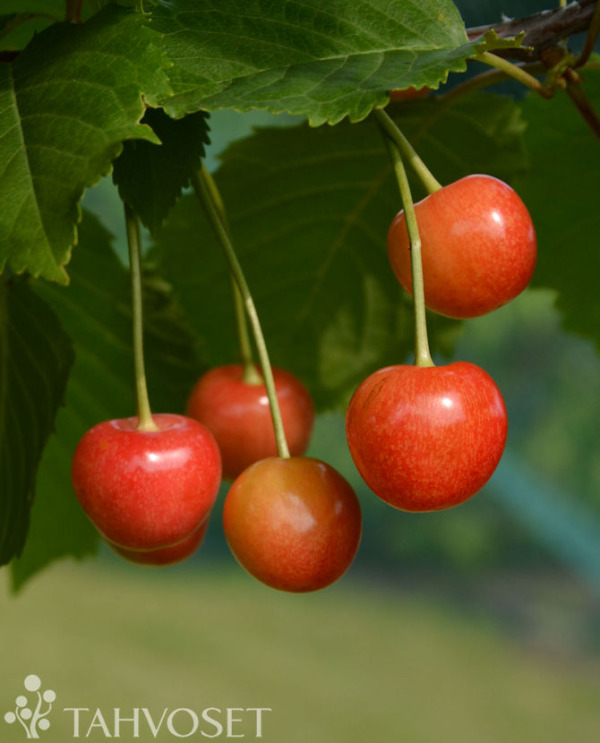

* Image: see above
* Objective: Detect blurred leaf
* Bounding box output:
[1,0,62,12]
[0,14,31,43]
[154,92,528,409]
[151,0,521,125]
[11,209,202,590]
[392,91,529,191]
[0,4,172,282]
[0,279,73,565]
[0,11,57,53]
[113,108,211,236]
[514,71,600,349]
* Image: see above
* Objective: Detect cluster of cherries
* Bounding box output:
[71,118,536,593]
[347,173,536,511]
[71,360,361,591]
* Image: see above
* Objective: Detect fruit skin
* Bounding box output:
[186,364,315,480]
[389,86,429,101]
[71,414,221,550]
[387,174,537,319]
[109,518,210,566]
[345,362,507,511]
[223,457,362,593]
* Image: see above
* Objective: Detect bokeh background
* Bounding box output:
[3,0,600,740]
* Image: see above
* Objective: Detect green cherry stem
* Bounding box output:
[192,165,290,459]
[380,135,434,368]
[232,279,262,384]
[438,63,541,104]
[472,51,554,98]
[124,204,159,432]
[372,108,442,195]
[198,160,262,385]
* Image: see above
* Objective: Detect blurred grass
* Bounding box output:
[1,560,600,742]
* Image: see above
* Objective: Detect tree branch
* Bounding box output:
[467,0,598,62]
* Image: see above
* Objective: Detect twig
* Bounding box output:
[575,0,600,67]
[467,0,597,62]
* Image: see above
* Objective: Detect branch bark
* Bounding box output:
[467,0,598,62]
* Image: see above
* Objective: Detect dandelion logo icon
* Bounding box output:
[4,675,56,739]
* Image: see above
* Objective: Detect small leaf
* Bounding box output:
[0,4,172,282]
[0,278,73,565]
[11,208,202,590]
[473,29,528,54]
[113,108,211,236]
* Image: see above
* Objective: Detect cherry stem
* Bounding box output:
[378,132,434,368]
[198,162,262,385]
[124,204,159,432]
[564,72,600,140]
[231,278,262,384]
[437,63,536,104]
[192,165,290,459]
[372,108,442,195]
[473,51,554,98]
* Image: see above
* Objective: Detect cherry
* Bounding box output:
[389,86,430,101]
[109,518,210,566]
[223,457,362,592]
[71,413,221,550]
[186,364,315,480]
[345,361,507,511]
[387,174,537,318]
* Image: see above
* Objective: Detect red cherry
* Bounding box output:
[389,86,430,101]
[345,362,507,511]
[186,364,315,480]
[71,414,221,550]
[387,174,537,318]
[109,518,210,566]
[223,457,362,592]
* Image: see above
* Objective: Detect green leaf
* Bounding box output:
[150,0,516,125]
[514,71,600,350]
[113,108,211,236]
[0,4,172,282]
[0,278,73,565]
[154,92,528,409]
[11,208,203,590]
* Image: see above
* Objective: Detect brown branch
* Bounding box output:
[565,70,600,138]
[467,0,598,62]
[464,2,600,141]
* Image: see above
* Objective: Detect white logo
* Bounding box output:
[4,675,56,739]
[4,675,271,738]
